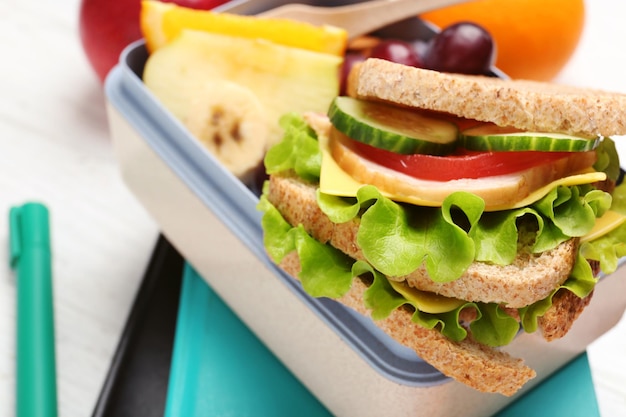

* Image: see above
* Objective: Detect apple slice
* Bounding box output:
[143,29,342,162]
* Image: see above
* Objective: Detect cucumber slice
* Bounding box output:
[328,96,458,155]
[460,123,601,152]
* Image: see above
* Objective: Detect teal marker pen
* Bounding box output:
[9,203,58,417]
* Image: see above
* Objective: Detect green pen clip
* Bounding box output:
[9,202,58,417]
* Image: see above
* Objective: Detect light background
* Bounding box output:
[0,1,625,416]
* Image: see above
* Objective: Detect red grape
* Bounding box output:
[369,39,423,68]
[340,52,366,95]
[423,22,495,75]
[411,39,430,62]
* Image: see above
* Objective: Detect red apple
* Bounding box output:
[79,0,230,83]
[161,0,227,7]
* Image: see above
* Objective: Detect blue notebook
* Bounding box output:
[165,264,600,417]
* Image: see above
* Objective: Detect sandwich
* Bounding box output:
[257,58,626,396]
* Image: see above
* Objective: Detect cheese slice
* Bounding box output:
[319,132,606,211]
[388,280,465,313]
[581,210,626,243]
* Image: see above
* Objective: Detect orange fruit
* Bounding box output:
[140,1,347,56]
[420,0,585,81]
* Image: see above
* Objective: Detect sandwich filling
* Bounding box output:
[259,112,626,348]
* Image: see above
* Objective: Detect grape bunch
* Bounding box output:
[340,22,495,94]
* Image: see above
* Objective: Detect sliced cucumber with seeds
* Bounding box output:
[328,96,458,155]
[460,123,601,152]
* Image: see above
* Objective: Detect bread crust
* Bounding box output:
[268,174,577,308]
[347,58,626,137]
[539,289,594,341]
[279,250,536,396]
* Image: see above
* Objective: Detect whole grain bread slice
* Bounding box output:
[347,58,626,137]
[268,173,577,308]
[538,288,594,341]
[279,250,536,396]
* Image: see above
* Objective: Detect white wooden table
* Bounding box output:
[1,1,625,416]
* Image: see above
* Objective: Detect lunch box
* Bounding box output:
[104,2,626,415]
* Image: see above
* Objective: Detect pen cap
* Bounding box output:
[9,202,51,268]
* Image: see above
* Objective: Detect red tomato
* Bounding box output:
[344,136,588,181]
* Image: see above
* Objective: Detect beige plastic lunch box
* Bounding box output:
[104,2,626,415]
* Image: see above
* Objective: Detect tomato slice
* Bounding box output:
[339,133,591,181]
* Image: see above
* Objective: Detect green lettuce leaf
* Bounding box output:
[580,222,626,274]
[579,182,626,274]
[564,252,598,298]
[258,194,296,264]
[293,226,354,298]
[470,208,540,265]
[594,137,621,182]
[263,113,321,182]
[470,303,520,347]
[258,194,354,298]
[610,182,626,215]
[354,260,409,320]
[317,183,610,281]
[532,185,611,238]
[318,186,481,282]
[354,260,473,342]
[518,292,554,334]
[431,308,472,343]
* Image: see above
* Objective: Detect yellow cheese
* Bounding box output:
[510,170,606,209]
[581,210,626,243]
[318,133,606,210]
[388,280,465,314]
